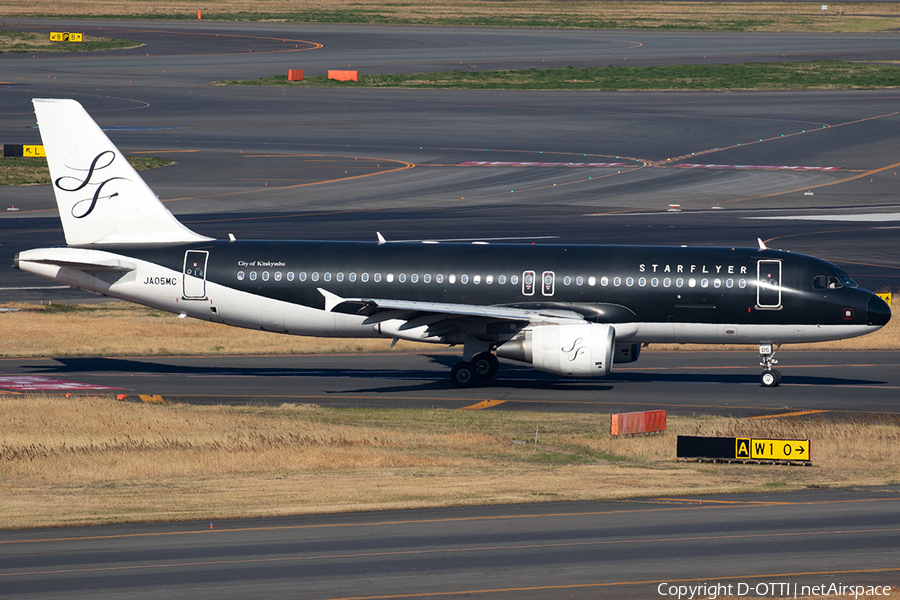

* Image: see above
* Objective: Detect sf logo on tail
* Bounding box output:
[54,150,128,219]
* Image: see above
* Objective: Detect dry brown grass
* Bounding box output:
[0,295,895,358]
[1,1,899,33]
[1,393,898,529]
[0,302,435,357]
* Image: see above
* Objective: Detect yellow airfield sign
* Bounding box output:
[23,145,45,157]
[736,438,810,461]
[50,32,83,42]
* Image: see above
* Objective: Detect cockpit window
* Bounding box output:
[813,275,838,289]
[814,270,858,290]
[836,269,858,288]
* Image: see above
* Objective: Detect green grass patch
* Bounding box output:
[0,30,139,53]
[0,155,173,186]
[218,60,900,91]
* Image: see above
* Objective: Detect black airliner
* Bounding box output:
[15,99,891,388]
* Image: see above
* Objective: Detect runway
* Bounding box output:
[1,350,899,417]
[2,487,899,599]
[1,20,899,598]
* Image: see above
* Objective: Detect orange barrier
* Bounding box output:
[328,70,359,82]
[611,409,666,436]
[288,69,304,81]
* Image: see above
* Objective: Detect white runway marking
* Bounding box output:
[746,213,900,222]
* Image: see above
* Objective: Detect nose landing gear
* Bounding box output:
[759,343,782,387]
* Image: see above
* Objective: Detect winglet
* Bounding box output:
[318,288,344,312]
[757,238,768,251]
[376,232,386,245]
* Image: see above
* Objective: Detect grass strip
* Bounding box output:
[219,60,900,91]
[2,1,900,33]
[0,30,139,53]
[2,394,898,529]
[0,155,172,186]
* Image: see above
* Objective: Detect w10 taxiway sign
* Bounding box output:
[677,436,811,463]
[736,438,811,461]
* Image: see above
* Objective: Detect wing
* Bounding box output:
[318,288,587,344]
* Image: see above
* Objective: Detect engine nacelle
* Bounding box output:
[496,323,615,377]
[613,342,641,364]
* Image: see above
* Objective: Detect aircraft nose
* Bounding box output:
[867,294,891,327]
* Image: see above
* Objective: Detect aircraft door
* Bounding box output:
[757,259,781,308]
[183,250,209,300]
[522,270,535,296]
[541,271,555,296]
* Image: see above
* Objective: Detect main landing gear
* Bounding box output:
[450,352,499,388]
[759,343,782,387]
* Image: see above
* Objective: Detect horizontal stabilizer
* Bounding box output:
[15,247,137,275]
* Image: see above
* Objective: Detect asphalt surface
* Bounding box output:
[1,21,900,599]
[2,487,899,600]
[1,350,899,417]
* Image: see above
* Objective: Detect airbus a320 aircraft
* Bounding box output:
[15,99,891,387]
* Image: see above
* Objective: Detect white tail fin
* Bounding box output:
[33,98,212,246]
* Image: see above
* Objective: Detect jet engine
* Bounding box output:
[496,323,615,377]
